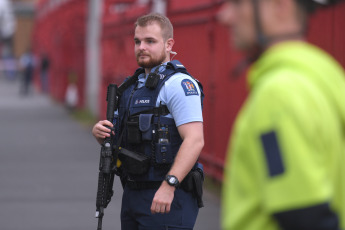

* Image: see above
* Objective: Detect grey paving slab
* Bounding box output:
[0,78,220,230]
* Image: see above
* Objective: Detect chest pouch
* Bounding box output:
[126,115,141,144]
[118,148,150,175]
[139,114,154,141]
[127,114,154,144]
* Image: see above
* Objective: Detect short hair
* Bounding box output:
[135,13,174,41]
[295,0,318,14]
[294,0,317,28]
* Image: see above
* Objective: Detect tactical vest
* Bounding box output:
[116,60,204,182]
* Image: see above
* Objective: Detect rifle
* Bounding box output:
[95,84,118,230]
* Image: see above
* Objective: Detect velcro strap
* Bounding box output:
[152,105,170,116]
[131,105,170,117]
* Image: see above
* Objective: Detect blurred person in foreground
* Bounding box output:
[218,0,345,229]
[92,13,204,229]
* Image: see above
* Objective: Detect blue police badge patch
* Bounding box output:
[134,97,151,107]
[181,79,199,96]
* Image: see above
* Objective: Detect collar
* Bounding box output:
[248,41,313,89]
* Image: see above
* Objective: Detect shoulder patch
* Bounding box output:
[181,79,199,96]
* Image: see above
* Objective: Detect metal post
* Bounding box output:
[86,0,103,117]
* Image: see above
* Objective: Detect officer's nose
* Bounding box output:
[138,42,147,51]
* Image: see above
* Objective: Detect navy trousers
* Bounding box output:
[121,185,199,230]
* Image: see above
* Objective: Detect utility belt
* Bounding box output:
[124,162,204,208]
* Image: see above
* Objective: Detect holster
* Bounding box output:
[181,163,204,208]
[118,148,150,175]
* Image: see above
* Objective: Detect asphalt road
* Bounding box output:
[0,77,220,230]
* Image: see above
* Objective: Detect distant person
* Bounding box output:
[19,49,35,95]
[218,0,345,229]
[40,53,50,93]
[3,54,17,81]
[65,71,78,111]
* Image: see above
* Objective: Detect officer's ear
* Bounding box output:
[165,38,175,53]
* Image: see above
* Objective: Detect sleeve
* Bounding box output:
[158,73,203,127]
[248,74,335,215]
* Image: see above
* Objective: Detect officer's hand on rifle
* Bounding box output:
[92,120,114,145]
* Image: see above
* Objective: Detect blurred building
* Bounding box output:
[0,0,15,40]
[0,0,15,57]
[12,0,36,58]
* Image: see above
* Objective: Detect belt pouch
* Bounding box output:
[118,148,150,175]
[127,116,141,144]
[139,114,153,141]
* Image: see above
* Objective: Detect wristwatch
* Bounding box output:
[165,175,179,188]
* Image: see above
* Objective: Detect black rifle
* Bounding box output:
[95,84,118,230]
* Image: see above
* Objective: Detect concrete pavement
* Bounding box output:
[0,78,220,230]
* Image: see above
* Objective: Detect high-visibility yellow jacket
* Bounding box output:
[222,41,345,230]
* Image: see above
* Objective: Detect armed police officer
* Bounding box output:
[92,13,204,230]
[218,0,345,229]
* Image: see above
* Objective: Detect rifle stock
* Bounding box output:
[95,84,118,230]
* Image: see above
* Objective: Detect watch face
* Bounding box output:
[169,177,176,184]
[166,175,178,186]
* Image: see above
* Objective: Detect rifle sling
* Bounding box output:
[117,68,144,96]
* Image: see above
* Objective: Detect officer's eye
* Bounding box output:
[147,39,155,44]
[134,39,141,45]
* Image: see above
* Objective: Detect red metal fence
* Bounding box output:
[33,0,87,106]
[33,0,345,181]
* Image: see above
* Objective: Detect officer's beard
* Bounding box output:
[136,50,167,69]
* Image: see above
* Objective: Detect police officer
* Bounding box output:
[92,13,204,230]
[218,0,345,229]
